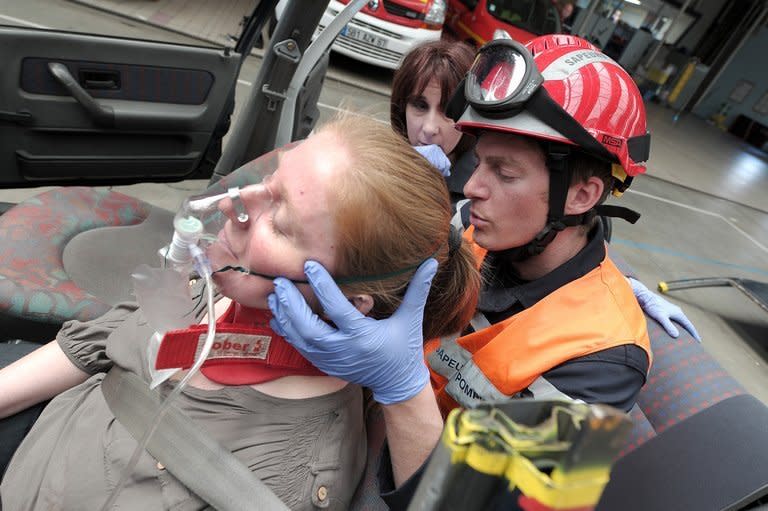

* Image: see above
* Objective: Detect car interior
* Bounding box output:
[0,1,767,509]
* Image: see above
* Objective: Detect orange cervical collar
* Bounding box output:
[154,302,324,385]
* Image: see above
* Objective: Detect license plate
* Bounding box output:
[341,25,387,48]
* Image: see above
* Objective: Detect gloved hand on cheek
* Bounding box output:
[268,259,437,405]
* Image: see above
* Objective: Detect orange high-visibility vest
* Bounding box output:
[426,227,652,417]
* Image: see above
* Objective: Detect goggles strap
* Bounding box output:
[446,78,468,123]
[527,88,617,165]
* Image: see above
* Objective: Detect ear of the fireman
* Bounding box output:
[349,294,374,315]
[566,175,604,215]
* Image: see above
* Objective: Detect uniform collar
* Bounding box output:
[478,223,606,313]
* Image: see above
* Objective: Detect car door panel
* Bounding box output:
[0,26,239,186]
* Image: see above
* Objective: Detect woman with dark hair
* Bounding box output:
[390,40,476,203]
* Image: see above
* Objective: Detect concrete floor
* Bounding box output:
[604,112,768,403]
[1,0,767,404]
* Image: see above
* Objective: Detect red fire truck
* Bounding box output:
[445,0,561,47]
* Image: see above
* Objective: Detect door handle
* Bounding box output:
[48,62,115,127]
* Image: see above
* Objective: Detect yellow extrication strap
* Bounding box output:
[432,400,632,511]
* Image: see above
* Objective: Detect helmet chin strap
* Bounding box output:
[491,139,643,264]
[493,143,594,263]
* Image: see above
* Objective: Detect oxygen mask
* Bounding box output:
[160,183,264,273]
[161,180,274,277]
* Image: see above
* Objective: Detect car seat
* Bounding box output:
[607,247,746,456]
[599,393,768,510]
[0,147,282,343]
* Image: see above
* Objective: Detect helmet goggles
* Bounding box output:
[450,39,651,184]
[464,39,544,116]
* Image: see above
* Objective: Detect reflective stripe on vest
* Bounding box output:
[470,313,491,332]
[427,333,510,408]
[428,316,577,407]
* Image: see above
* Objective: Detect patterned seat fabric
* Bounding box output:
[619,404,656,458]
[619,318,745,456]
[636,320,745,434]
[0,187,149,326]
[0,146,292,341]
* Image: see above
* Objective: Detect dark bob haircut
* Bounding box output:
[390,40,475,144]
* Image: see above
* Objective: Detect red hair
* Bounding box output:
[320,114,480,339]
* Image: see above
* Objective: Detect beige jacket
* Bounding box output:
[1,296,365,511]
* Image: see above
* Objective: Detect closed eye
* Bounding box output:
[268,207,287,237]
[491,164,519,182]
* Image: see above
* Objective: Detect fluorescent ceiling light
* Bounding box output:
[624,0,642,4]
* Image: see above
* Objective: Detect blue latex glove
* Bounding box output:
[628,277,702,342]
[413,144,451,177]
[268,259,437,404]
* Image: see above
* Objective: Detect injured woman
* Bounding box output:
[0,114,481,511]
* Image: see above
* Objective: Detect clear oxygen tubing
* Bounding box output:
[99,245,216,511]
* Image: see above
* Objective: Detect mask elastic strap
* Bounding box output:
[213,255,436,286]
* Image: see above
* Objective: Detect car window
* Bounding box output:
[486,0,562,35]
[0,1,246,48]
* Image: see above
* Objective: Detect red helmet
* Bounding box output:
[446,34,649,260]
[455,34,650,191]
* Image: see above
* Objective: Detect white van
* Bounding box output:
[278,0,446,69]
